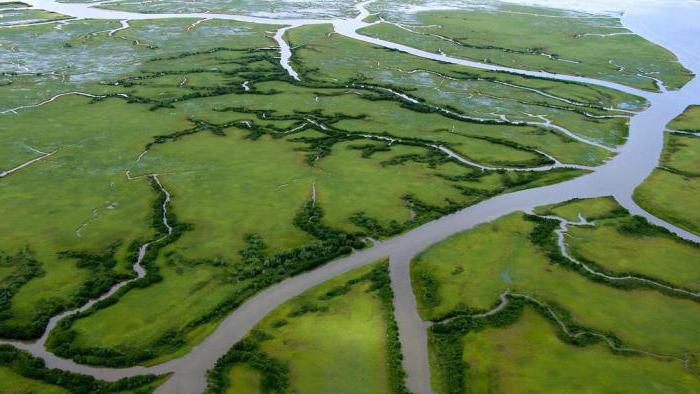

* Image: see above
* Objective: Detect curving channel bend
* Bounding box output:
[2,1,700,394]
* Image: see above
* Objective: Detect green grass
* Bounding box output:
[634,110,700,235]
[67,260,235,363]
[223,365,261,394]
[533,196,622,221]
[134,132,317,259]
[566,218,700,292]
[0,367,69,394]
[668,105,700,132]
[458,308,700,394]
[414,201,700,393]
[361,4,693,91]
[0,8,67,25]
[411,210,700,357]
[0,96,186,337]
[206,261,405,394]
[634,170,700,235]
[538,197,700,291]
[255,265,392,394]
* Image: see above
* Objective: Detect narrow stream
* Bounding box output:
[538,214,699,298]
[0,150,56,178]
[1,1,699,394]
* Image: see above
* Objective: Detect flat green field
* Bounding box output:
[535,197,700,290]
[0,7,67,25]
[411,198,700,392]
[634,106,700,235]
[363,3,693,91]
[668,105,700,132]
[0,367,68,394]
[565,211,700,291]
[205,261,406,394]
[534,196,623,221]
[459,308,700,393]
[0,96,175,339]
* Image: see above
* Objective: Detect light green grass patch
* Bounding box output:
[0,367,68,394]
[69,260,234,358]
[209,261,398,394]
[258,276,390,393]
[224,364,261,394]
[661,133,700,170]
[537,197,700,290]
[0,96,189,333]
[668,105,700,133]
[460,308,700,394]
[534,196,622,221]
[635,130,700,235]
[567,218,700,291]
[134,131,317,259]
[634,170,700,235]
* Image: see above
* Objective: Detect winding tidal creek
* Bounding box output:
[2,0,700,393]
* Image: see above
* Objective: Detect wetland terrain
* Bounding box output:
[0,0,699,393]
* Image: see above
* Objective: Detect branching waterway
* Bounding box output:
[1,1,700,393]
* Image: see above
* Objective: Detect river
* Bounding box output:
[1,0,699,393]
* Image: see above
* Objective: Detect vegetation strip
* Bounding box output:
[0,345,162,394]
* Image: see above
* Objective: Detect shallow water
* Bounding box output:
[1,1,699,393]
